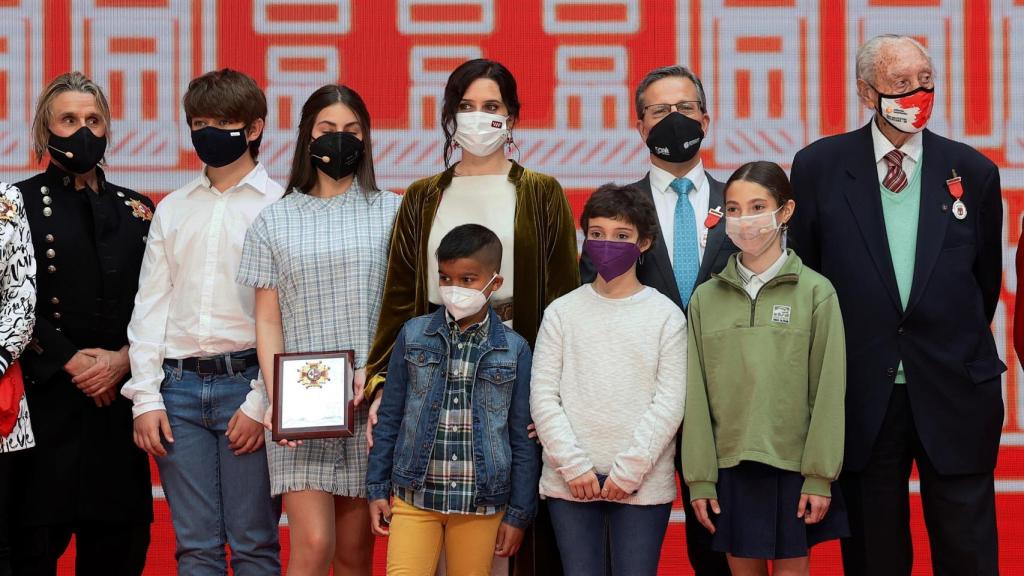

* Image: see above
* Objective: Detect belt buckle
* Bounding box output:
[195,357,220,376]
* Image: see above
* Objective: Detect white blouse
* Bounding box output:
[426,174,516,306]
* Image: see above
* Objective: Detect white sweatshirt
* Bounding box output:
[530,284,687,506]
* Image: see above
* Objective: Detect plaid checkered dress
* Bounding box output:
[237,184,401,496]
[396,315,502,515]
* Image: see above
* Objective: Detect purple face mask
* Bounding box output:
[584,239,642,282]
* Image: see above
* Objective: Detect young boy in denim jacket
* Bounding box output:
[367,223,539,574]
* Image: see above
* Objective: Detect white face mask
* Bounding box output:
[725,206,784,258]
[454,112,509,157]
[439,273,498,321]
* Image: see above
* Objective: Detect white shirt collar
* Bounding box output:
[870,117,923,164]
[190,162,270,196]
[649,160,707,196]
[736,250,789,286]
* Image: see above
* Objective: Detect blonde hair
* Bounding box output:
[31,72,112,162]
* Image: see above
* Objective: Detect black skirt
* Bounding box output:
[708,461,849,560]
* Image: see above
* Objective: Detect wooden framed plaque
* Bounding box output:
[272,350,355,441]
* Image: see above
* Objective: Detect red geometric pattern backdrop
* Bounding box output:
[1,1,1023,573]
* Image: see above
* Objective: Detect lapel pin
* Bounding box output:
[704,206,723,229]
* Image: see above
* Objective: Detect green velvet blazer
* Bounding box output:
[365,162,580,397]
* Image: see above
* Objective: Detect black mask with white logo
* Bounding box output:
[48,127,107,174]
[310,132,364,180]
[191,126,251,168]
[645,112,704,163]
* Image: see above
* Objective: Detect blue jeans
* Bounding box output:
[547,497,672,576]
[158,361,281,575]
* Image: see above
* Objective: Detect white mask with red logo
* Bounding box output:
[875,85,934,134]
[454,112,509,157]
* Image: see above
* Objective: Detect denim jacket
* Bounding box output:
[366,307,540,529]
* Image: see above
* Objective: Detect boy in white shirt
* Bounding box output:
[122,69,284,574]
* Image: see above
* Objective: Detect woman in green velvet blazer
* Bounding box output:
[364,59,579,404]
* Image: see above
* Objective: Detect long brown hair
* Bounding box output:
[285,85,379,194]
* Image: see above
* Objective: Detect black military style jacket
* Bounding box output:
[14,163,154,526]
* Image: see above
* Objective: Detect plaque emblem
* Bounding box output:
[297,361,331,389]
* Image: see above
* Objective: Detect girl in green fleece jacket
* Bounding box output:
[682,161,849,575]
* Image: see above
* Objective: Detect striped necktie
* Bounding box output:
[670,177,699,304]
[883,149,908,193]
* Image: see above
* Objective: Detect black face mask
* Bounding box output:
[48,127,107,174]
[645,112,704,163]
[310,132,364,180]
[191,126,250,168]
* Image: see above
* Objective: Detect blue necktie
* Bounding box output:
[670,177,699,304]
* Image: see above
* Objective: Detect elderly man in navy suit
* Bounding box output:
[789,34,1004,576]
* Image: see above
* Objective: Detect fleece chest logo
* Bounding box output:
[771,304,791,325]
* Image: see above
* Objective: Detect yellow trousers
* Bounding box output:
[386,497,504,576]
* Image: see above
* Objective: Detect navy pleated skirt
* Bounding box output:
[708,461,850,560]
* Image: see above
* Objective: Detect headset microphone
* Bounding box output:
[48,145,74,159]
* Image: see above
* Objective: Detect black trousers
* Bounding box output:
[0,455,12,576]
[675,442,731,575]
[841,385,999,576]
[12,521,150,576]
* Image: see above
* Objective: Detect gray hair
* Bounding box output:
[855,34,933,86]
[634,65,707,119]
[31,71,111,162]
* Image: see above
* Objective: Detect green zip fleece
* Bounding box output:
[681,250,846,500]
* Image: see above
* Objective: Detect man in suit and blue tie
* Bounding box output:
[581,65,737,576]
[789,34,1004,576]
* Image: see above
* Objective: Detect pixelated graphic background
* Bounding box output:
[1,1,1023,573]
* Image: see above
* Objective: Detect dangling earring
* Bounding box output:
[638,251,645,265]
[507,130,521,163]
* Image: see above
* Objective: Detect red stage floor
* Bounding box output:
[53,459,1024,574]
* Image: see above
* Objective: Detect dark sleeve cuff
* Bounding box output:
[0,347,11,378]
[22,319,77,384]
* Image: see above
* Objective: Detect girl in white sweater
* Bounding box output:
[530,183,686,576]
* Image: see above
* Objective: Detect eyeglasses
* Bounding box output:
[643,101,703,120]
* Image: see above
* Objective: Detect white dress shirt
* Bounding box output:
[648,161,711,264]
[736,250,789,299]
[871,118,923,184]
[123,163,285,420]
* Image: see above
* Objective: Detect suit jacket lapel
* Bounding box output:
[904,130,951,318]
[697,174,727,284]
[841,124,904,313]
[639,174,683,304]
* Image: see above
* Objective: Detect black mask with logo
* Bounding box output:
[310,132,364,180]
[48,127,107,174]
[191,126,251,168]
[645,112,704,163]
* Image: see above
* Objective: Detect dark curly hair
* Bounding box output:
[580,183,661,246]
